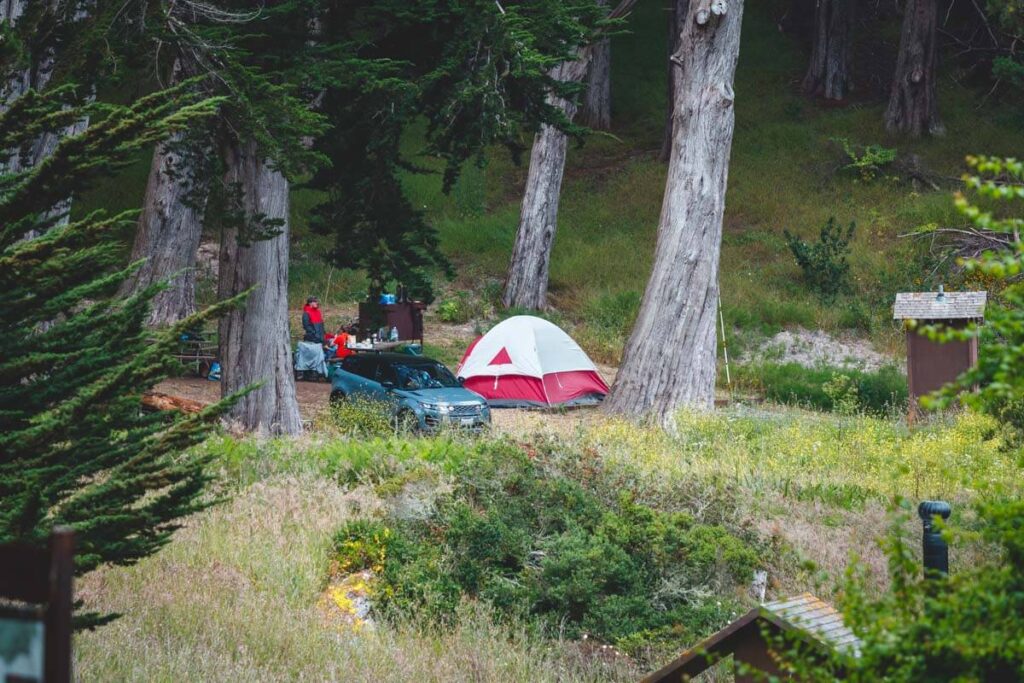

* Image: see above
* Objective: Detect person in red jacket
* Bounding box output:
[327,324,355,359]
[301,297,325,343]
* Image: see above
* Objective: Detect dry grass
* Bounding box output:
[73,403,1018,680]
[74,474,638,682]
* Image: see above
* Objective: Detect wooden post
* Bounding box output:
[0,527,75,683]
[46,527,75,683]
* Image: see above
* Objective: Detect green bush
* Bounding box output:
[436,286,499,324]
[333,443,759,661]
[322,396,395,437]
[736,362,907,415]
[784,217,856,302]
[437,298,468,323]
[786,498,1024,681]
[832,137,897,181]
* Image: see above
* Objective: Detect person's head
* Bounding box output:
[306,296,319,308]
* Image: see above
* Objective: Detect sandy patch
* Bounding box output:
[743,327,898,372]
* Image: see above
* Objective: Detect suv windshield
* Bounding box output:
[387,361,459,390]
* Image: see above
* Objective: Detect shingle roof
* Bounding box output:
[763,593,862,655]
[893,291,986,321]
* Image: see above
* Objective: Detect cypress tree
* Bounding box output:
[0,80,230,626]
[308,0,608,302]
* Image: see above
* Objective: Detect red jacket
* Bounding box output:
[328,332,353,359]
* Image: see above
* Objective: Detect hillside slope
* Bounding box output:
[397,1,1023,366]
[76,2,1024,382]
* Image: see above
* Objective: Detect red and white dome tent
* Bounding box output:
[456,315,609,408]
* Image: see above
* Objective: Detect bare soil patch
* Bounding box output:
[156,376,332,422]
[742,327,899,372]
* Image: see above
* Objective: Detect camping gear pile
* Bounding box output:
[295,341,329,379]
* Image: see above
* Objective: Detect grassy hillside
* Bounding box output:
[399,2,1024,362]
[74,408,1020,680]
[74,2,1024,370]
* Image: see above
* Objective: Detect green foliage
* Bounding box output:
[822,372,860,416]
[921,157,1024,435]
[0,83,233,626]
[437,298,468,324]
[993,55,1024,90]
[784,217,856,301]
[584,290,642,337]
[333,443,758,660]
[307,0,608,301]
[784,497,1024,681]
[785,158,1024,681]
[833,137,898,182]
[321,397,395,439]
[735,363,907,415]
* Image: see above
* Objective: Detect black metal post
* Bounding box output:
[918,500,951,577]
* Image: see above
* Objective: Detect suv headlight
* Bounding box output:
[420,402,452,414]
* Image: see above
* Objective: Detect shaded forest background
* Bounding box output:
[76,0,1024,369]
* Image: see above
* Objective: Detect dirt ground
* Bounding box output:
[154,375,606,435]
[157,376,333,421]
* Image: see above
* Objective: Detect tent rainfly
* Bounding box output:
[456,316,609,408]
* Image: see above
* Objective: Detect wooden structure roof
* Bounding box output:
[762,593,860,655]
[893,291,986,321]
[641,593,860,683]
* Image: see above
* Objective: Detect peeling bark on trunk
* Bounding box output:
[605,0,744,424]
[217,140,302,435]
[802,0,854,100]
[120,133,208,326]
[884,0,943,136]
[659,0,689,162]
[580,38,611,130]
[502,58,590,311]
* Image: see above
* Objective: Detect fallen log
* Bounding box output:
[142,391,206,414]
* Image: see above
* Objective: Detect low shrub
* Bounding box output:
[832,137,897,182]
[784,217,856,302]
[436,285,501,324]
[333,443,759,662]
[437,298,468,323]
[575,290,643,364]
[321,396,395,437]
[735,362,907,415]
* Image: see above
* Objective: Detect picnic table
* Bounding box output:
[349,340,407,353]
[325,341,421,373]
[172,334,217,377]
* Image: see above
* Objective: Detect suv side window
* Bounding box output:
[377,361,399,385]
[341,356,377,380]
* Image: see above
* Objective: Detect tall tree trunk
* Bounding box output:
[2,0,88,230]
[659,0,689,162]
[580,38,612,130]
[605,0,744,424]
[802,0,854,100]
[884,0,942,136]
[502,58,590,311]
[217,140,302,435]
[120,132,208,326]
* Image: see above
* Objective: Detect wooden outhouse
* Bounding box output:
[893,289,985,415]
[641,593,860,682]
